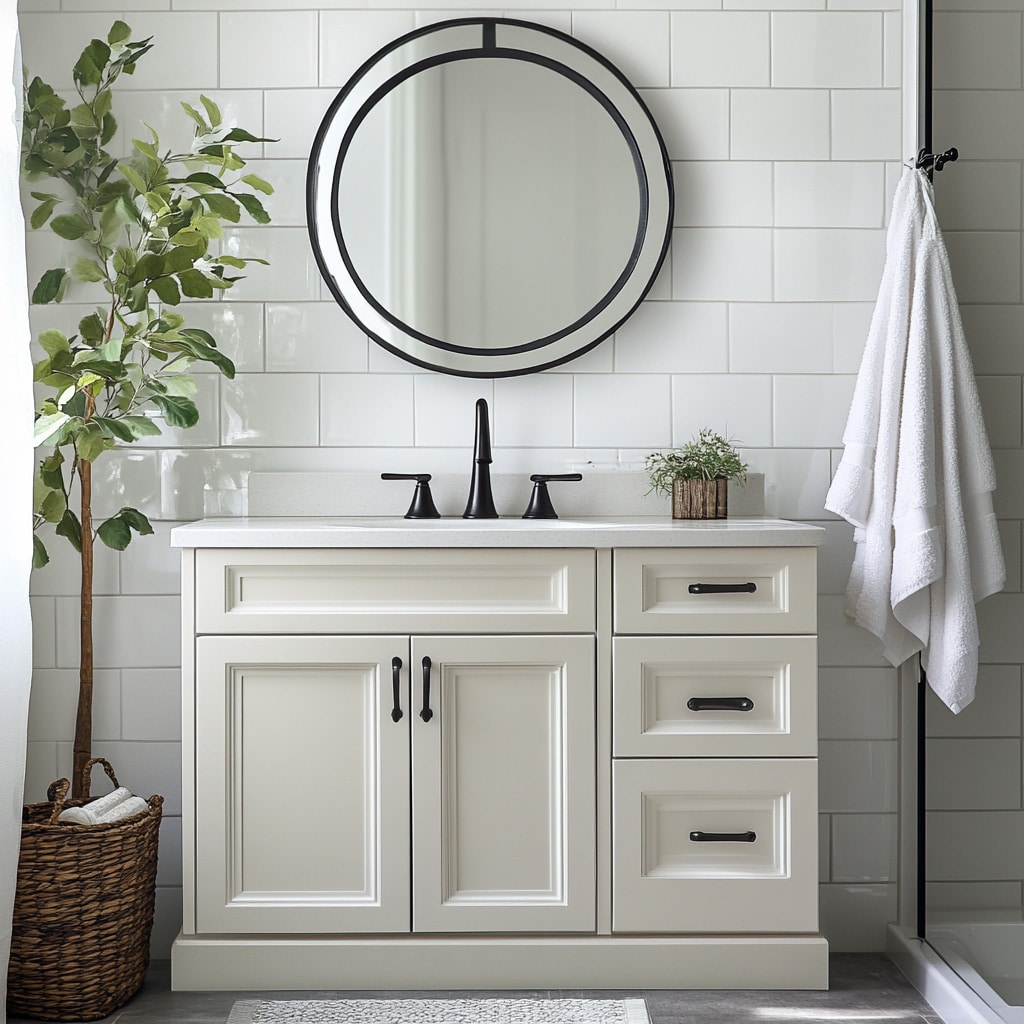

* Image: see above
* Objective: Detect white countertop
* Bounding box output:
[170,515,824,549]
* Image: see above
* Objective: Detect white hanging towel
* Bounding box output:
[825,166,1005,712]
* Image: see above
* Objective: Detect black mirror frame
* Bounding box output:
[307,17,674,378]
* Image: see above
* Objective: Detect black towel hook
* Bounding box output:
[916,146,959,175]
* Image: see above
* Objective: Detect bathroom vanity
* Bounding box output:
[170,514,828,990]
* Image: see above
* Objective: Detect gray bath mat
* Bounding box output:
[227,998,650,1024]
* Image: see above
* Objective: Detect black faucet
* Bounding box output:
[462,398,498,519]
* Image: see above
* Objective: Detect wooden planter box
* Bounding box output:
[672,478,728,519]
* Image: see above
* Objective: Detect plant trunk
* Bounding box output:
[72,456,93,800]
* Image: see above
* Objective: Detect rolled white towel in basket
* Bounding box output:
[58,787,148,825]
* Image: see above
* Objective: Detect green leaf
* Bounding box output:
[169,227,205,248]
[31,268,68,305]
[72,257,106,283]
[235,192,270,224]
[26,77,54,110]
[99,200,121,244]
[150,275,181,305]
[199,95,222,129]
[69,102,99,132]
[220,127,268,144]
[96,158,118,187]
[39,450,65,489]
[100,113,117,147]
[33,410,70,446]
[107,20,131,45]
[120,415,162,438]
[50,213,90,240]
[180,327,217,348]
[94,415,136,443]
[38,329,70,357]
[213,255,247,269]
[152,393,199,428]
[69,355,125,379]
[74,421,111,462]
[178,269,214,299]
[73,38,111,87]
[132,252,165,282]
[162,246,198,274]
[94,178,132,208]
[182,171,225,189]
[191,214,223,240]
[112,247,137,276]
[39,487,67,524]
[75,371,105,393]
[113,195,141,226]
[241,172,273,195]
[132,135,158,161]
[202,192,240,222]
[120,507,153,535]
[30,198,57,229]
[98,334,121,361]
[96,514,130,550]
[162,374,197,398]
[119,163,148,194]
[55,509,82,552]
[97,507,154,551]
[78,313,106,344]
[180,101,210,135]
[32,535,50,569]
[180,329,235,378]
[159,311,185,331]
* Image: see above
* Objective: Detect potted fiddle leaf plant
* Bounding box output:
[12,22,274,1022]
[26,19,273,800]
[645,428,747,519]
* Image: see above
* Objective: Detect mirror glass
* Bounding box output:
[308,19,673,377]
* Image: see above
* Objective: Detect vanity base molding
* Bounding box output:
[170,934,829,991]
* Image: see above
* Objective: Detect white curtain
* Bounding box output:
[0,0,32,1017]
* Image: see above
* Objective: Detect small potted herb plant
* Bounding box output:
[645,429,748,519]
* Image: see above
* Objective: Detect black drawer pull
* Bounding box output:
[688,582,757,595]
[687,696,754,712]
[689,830,757,843]
[391,656,403,723]
[419,656,434,722]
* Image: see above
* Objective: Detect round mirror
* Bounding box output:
[308,18,673,377]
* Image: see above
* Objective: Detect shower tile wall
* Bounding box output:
[20,0,910,955]
[927,2,1024,919]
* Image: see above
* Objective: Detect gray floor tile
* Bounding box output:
[8,955,940,1024]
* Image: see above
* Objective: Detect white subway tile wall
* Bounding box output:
[923,1,1024,931]
[20,0,1012,959]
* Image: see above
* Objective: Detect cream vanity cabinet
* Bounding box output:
[188,548,596,937]
[172,519,828,991]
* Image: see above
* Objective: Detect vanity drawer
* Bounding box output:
[194,548,596,634]
[612,758,818,934]
[613,547,816,635]
[612,636,817,757]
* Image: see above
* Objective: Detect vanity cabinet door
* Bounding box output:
[194,635,411,934]
[409,635,596,933]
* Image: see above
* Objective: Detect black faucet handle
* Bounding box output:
[523,473,583,520]
[381,473,441,519]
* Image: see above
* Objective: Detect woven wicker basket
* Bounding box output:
[7,758,163,1022]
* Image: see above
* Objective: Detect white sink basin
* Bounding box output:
[318,517,633,530]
